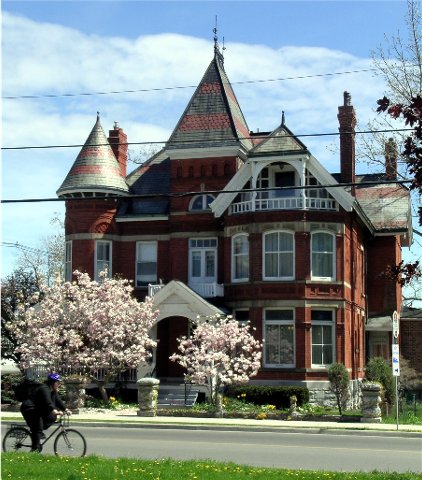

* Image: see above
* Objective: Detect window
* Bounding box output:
[311,232,335,280]
[311,310,335,367]
[264,309,295,367]
[305,171,328,199]
[233,309,249,325]
[136,242,157,287]
[190,194,215,211]
[189,238,217,283]
[232,234,249,281]
[64,241,72,282]
[95,240,112,280]
[263,231,294,280]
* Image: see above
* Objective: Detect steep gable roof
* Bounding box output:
[57,115,129,197]
[167,50,252,152]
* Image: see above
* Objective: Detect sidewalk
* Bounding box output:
[2,409,421,437]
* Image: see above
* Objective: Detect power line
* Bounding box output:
[2,68,378,100]
[1,128,414,152]
[0,179,413,204]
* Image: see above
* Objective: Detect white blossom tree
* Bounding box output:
[10,270,158,402]
[170,315,262,407]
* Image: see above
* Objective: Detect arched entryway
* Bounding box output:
[155,316,190,380]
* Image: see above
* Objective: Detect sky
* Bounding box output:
[1,0,421,303]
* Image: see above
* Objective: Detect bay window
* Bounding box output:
[264,309,295,367]
[232,233,249,282]
[311,231,335,280]
[263,231,294,280]
[311,309,335,367]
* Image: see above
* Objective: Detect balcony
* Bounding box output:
[148,282,224,298]
[229,196,338,214]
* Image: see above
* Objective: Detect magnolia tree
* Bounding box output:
[170,315,262,407]
[10,270,158,401]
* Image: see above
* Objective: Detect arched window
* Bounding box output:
[189,194,215,211]
[311,231,336,280]
[231,233,249,282]
[263,231,294,280]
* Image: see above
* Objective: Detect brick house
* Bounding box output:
[57,46,413,403]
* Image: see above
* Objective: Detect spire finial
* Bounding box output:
[97,111,100,121]
[213,15,219,54]
[281,111,285,126]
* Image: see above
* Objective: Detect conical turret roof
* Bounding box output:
[167,50,252,151]
[57,115,129,197]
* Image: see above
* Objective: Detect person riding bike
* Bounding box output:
[20,373,71,452]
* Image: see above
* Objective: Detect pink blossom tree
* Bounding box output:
[11,270,158,402]
[170,315,262,407]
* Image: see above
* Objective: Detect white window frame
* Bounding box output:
[64,240,72,282]
[136,241,157,288]
[188,238,217,285]
[231,233,249,282]
[263,230,295,281]
[263,309,295,368]
[95,240,112,281]
[189,194,215,211]
[311,231,336,281]
[311,309,335,367]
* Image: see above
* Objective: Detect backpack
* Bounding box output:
[13,379,42,402]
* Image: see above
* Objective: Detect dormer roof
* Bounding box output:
[166,50,252,152]
[57,115,129,197]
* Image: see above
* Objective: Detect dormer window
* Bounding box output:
[190,194,215,211]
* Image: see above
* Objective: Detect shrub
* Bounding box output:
[328,362,350,415]
[1,373,26,404]
[365,357,395,404]
[225,385,309,409]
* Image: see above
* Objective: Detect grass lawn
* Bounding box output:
[2,453,421,480]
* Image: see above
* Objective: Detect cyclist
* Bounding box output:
[20,373,71,452]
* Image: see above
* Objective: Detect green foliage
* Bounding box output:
[1,373,26,404]
[2,452,421,480]
[365,357,395,404]
[328,362,350,415]
[225,385,309,409]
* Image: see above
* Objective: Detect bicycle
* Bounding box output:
[2,413,87,457]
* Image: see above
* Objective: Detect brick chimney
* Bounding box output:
[338,91,357,195]
[108,122,128,178]
[385,137,398,180]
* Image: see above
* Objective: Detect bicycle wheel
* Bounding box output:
[2,427,32,452]
[54,429,86,457]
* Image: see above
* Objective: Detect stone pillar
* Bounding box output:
[137,377,160,417]
[361,382,382,423]
[64,377,88,414]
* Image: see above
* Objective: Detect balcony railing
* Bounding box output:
[229,196,338,214]
[189,283,224,298]
[148,282,224,298]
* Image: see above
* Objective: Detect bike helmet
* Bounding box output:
[47,373,62,384]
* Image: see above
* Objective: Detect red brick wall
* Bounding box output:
[401,320,422,374]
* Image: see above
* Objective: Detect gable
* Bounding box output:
[152,280,224,323]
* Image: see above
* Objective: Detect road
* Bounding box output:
[45,426,422,473]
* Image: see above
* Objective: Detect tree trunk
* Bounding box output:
[93,379,109,403]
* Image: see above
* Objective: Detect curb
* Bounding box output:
[2,418,421,438]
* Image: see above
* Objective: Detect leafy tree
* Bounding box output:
[1,268,42,364]
[170,315,262,407]
[365,357,395,405]
[7,270,158,402]
[327,363,350,415]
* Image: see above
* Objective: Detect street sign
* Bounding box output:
[392,343,400,376]
[392,310,400,339]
